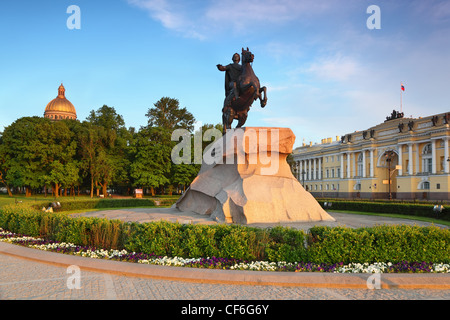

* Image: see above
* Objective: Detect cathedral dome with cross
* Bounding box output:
[44,83,77,121]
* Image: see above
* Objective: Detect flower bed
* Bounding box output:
[1,228,449,274]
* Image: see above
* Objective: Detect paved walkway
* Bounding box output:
[1,210,449,301]
[71,207,449,231]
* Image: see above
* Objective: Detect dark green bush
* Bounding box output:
[317,199,450,221]
[124,221,185,257]
[265,226,308,262]
[308,225,450,264]
[123,222,300,261]
[1,204,448,264]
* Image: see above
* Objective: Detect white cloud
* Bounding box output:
[126,0,347,40]
[410,0,450,24]
[306,54,361,82]
[205,0,329,26]
[126,0,207,39]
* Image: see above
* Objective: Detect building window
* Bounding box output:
[357,153,363,177]
[423,144,432,154]
[423,158,432,173]
[420,181,430,190]
[422,143,432,173]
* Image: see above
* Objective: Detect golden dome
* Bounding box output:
[44,84,77,120]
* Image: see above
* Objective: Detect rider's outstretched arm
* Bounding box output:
[217,64,226,71]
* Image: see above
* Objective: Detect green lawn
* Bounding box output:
[0,194,180,214]
[0,195,42,208]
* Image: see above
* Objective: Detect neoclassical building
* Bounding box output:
[44,84,77,121]
[292,111,450,200]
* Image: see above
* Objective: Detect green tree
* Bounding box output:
[138,97,196,194]
[169,123,222,192]
[130,126,172,195]
[146,97,195,131]
[1,117,78,197]
[2,117,47,195]
[79,122,106,198]
[0,133,13,196]
[45,121,78,197]
[86,105,131,196]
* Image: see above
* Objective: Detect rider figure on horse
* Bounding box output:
[216,53,242,102]
[216,48,267,133]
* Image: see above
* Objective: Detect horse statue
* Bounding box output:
[220,48,267,133]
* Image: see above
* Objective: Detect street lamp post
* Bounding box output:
[385,151,395,200]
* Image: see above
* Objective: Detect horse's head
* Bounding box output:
[241,47,254,64]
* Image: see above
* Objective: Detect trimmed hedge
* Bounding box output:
[0,204,308,262]
[32,198,161,212]
[308,225,450,264]
[1,204,448,264]
[317,199,450,221]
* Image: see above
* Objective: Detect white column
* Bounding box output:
[308,159,312,181]
[370,149,374,177]
[313,158,317,180]
[298,160,303,180]
[347,152,351,178]
[340,154,345,178]
[444,138,449,174]
[318,157,322,180]
[362,150,367,178]
[397,145,403,176]
[432,139,437,174]
[408,143,420,175]
[304,160,308,180]
[352,152,356,178]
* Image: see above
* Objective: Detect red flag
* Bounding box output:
[401,84,405,91]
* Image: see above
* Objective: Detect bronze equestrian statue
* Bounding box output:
[217,48,267,133]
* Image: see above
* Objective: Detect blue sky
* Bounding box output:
[1,0,449,148]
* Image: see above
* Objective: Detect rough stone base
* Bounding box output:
[175,127,335,224]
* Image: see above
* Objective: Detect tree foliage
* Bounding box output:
[146,97,195,131]
[0,97,211,197]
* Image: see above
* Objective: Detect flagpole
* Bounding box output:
[400,82,404,114]
[400,83,402,113]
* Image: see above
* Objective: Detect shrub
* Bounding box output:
[1,204,448,264]
[265,226,308,262]
[317,199,450,221]
[182,224,220,258]
[124,221,185,257]
[308,225,450,264]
